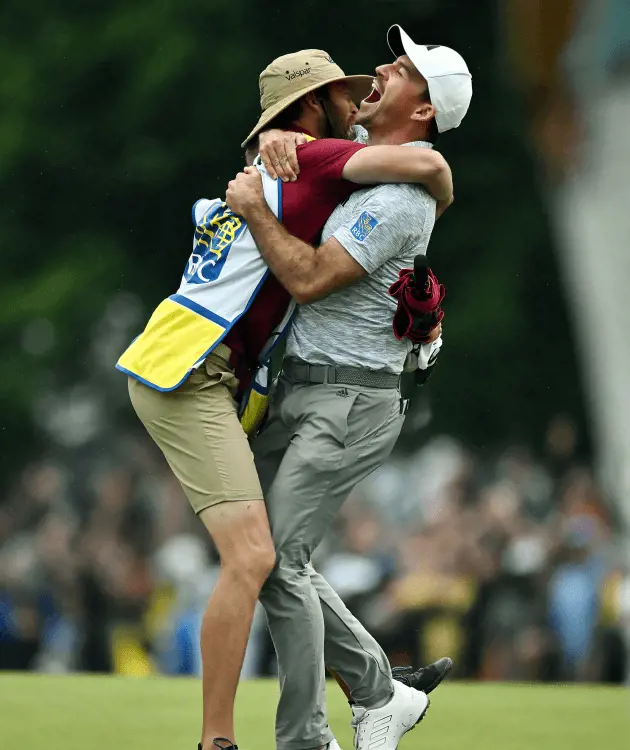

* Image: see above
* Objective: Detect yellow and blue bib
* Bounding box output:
[116,163,295,435]
[117,164,282,392]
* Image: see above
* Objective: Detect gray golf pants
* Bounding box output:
[253,375,405,750]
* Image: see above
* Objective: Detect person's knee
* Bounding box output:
[223,539,276,590]
[233,502,277,582]
[260,546,309,595]
[200,500,277,589]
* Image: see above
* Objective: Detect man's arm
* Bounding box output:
[258,130,453,204]
[226,169,363,305]
[341,147,452,202]
[226,168,431,305]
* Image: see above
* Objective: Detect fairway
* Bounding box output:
[0,675,627,750]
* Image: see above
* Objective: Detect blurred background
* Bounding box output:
[1,0,629,683]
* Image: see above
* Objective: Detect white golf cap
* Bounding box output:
[387,24,472,133]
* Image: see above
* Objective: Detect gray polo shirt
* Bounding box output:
[284,141,437,374]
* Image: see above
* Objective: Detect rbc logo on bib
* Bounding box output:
[184,203,246,284]
[350,211,379,242]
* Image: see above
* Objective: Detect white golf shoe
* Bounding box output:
[350,681,429,750]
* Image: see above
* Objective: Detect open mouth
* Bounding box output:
[363,81,382,104]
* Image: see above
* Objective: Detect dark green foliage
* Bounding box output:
[0,0,585,484]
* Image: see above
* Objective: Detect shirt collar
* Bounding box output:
[403,140,434,149]
[288,125,316,139]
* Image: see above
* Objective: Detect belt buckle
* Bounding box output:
[308,364,330,384]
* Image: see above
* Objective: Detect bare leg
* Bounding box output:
[198,499,276,750]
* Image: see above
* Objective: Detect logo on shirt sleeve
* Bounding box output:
[350,211,379,242]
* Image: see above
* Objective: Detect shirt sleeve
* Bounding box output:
[296,139,366,183]
[333,186,435,273]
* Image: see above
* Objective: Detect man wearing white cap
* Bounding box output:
[226,24,472,750]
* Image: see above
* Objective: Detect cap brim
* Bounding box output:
[387,25,444,132]
[387,24,435,77]
[241,74,373,149]
[387,24,408,59]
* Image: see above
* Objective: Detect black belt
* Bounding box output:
[283,359,400,389]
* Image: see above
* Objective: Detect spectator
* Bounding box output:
[0,418,625,683]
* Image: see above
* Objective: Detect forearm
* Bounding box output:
[245,203,318,302]
[343,147,453,201]
[422,154,453,202]
[402,152,452,201]
[226,166,365,303]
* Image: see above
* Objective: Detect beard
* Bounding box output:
[320,103,355,140]
[329,116,354,140]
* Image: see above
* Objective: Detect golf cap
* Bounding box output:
[242,50,373,148]
[387,25,472,133]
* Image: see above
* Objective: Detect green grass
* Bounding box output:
[0,676,627,750]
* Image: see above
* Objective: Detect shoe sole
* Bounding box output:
[407,696,431,732]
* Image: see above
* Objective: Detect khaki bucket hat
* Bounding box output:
[241,49,374,148]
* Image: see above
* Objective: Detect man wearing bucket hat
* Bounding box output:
[225,24,472,750]
[241,51,370,157]
[118,40,458,750]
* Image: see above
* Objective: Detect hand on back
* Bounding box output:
[258,129,308,182]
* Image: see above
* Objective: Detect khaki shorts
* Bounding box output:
[128,344,263,513]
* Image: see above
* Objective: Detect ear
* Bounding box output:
[411,102,436,124]
[303,90,323,111]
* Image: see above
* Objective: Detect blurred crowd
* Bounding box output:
[1,411,628,683]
